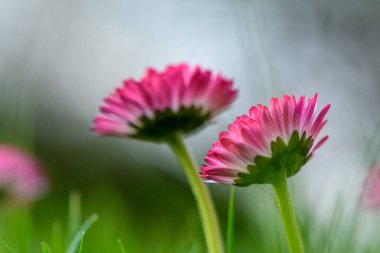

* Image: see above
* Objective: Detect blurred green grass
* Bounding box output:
[1,179,380,252]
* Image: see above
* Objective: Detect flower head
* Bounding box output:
[361,162,380,209]
[201,94,330,186]
[0,145,48,203]
[92,63,237,142]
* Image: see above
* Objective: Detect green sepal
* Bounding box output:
[234,131,313,186]
[130,106,211,142]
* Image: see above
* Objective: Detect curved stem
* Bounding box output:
[167,133,224,253]
[226,186,236,253]
[272,172,304,253]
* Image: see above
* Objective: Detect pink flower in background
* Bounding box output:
[201,94,330,185]
[361,162,380,209]
[92,63,237,142]
[0,145,48,203]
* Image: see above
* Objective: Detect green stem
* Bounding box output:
[272,172,304,253]
[167,133,224,253]
[226,186,236,253]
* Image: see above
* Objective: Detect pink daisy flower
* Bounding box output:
[0,145,48,203]
[92,63,237,142]
[361,162,380,209]
[201,94,330,185]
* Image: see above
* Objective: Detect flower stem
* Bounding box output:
[272,172,304,253]
[226,186,236,253]
[167,133,224,253]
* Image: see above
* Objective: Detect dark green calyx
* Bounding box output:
[130,106,211,142]
[234,131,313,187]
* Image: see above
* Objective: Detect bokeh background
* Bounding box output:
[1,0,380,252]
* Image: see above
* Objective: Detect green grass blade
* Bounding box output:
[78,232,85,253]
[117,239,127,253]
[51,222,63,253]
[41,242,52,253]
[187,244,201,253]
[0,238,17,253]
[68,191,82,239]
[66,214,99,253]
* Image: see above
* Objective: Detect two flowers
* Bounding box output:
[93,64,330,185]
[92,63,330,253]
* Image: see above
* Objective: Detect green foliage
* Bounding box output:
[235,131,313,186]
[78,232,85,253]
[66,214,98,253]
[0,238,17,253]
[0,186,379,253]
[41,242,52,253]
[117,239,127,253]
[68,191,82,240]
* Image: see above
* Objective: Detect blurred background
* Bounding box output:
[1,0,380,252]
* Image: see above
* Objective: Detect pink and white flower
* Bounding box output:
[92,63,237,142]
[361,162,380,209]
[0,145,48,203]
[201,94,330,185]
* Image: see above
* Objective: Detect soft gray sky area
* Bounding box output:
[1,0,380,219]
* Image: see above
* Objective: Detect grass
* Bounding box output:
[0,183,379,253]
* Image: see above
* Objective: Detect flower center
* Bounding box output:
[235,131,314,186]
[130,106,211,142]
